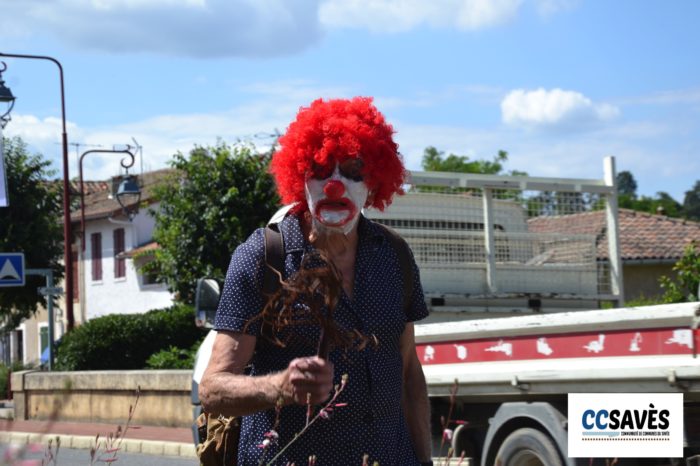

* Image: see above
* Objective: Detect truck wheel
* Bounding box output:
[495,427,563,466]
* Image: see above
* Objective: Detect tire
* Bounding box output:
[494,427,563,466]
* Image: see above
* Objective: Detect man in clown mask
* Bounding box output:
[200,97,433,466]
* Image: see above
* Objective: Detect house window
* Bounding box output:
[113,228,126,279]
[142,271,160,286]
[91,232,102,281]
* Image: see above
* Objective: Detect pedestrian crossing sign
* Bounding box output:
[0,253,25,287]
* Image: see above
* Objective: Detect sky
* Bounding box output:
[1,0,699,203]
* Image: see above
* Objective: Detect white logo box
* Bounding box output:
[568,393,683,458]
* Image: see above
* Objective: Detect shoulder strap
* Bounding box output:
[263,223,285,296]
[373,222,415,316]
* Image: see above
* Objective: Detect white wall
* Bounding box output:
[83,209,173,320]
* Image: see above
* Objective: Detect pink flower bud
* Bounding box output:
[443,428,453,441]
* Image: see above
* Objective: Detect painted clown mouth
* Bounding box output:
[314,198,357,226]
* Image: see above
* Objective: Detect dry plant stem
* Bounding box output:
[305,393,312,426]
[264,375,348,466]
[41,437,60,466]
[437,380,459,465]
[90,386,141,465]
[110,386,140,461]
[246,250,375,355]
[258,398,284,466]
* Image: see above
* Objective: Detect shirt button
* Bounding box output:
[363,412,373,423]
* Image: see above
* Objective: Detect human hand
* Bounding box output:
[280,356,334,405]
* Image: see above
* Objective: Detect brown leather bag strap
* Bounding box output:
[374,222,415,316]
[263,223,285,296]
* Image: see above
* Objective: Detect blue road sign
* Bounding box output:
[0,253,25,287]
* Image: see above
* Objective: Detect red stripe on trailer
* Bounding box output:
[416,327,699,365]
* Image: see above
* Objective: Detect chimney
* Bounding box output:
[656,206,666,216]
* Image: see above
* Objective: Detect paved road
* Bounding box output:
[0,444,199,466]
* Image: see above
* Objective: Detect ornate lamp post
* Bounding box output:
[0,52,76,331]
[79,148,141,250]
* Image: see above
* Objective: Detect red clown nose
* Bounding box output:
[323,180,345,199]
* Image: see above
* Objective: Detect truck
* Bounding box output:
[415,301,700,465]
[192,157,700,464]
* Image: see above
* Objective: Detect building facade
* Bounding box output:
[4,170,175,367]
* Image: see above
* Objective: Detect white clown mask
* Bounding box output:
[305,159,369,235]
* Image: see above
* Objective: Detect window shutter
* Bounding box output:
[114,228,126,278]
[91,232,102,281]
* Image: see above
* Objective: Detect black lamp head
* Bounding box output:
[0,62,15,129]
[116,175,141,220]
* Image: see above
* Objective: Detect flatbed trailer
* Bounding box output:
[415,302,700,465]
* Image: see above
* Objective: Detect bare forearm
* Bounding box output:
[403,366,432,462]
[199,371,283,417]
[200,355,334,417]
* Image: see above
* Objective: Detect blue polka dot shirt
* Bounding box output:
[215,213,429,465]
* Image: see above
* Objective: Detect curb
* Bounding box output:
[0,431,197,459]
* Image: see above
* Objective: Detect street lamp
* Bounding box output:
[79,148,140,250]
[0,62,15,129]
[0,52,76,331]
[116,174,141,220]
[1,62,16,208]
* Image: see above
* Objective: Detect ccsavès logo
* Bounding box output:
[568,393,683,458]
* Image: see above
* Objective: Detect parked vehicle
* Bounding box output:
[417,300,700,465]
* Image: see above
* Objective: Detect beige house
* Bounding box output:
[529,208,700,301]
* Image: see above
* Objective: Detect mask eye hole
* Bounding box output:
[310,162,334,180]
[339,158,364,182]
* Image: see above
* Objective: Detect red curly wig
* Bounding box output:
[270,97,406,212]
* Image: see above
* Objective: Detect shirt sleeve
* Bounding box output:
[406,246,429,323]
[213,227,266,334]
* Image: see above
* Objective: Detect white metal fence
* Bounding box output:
[365,158,623,307]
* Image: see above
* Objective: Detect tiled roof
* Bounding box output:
[70,180,110,196]
[528,208,700,261]
[118,241,158,258]
[70,168,177,222]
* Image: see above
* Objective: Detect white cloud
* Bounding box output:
[3,80,353,180]
[5,90,695,204]
[0,0,579,56]
[0,0,324,58]
[501,88,620,130]
[319,0,522,32]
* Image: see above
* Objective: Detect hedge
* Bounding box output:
[55,303,206,370]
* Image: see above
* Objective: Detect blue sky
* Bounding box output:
[1,0,699,202]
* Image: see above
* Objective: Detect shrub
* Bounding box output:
[0,361,30,399]
[55,303,206,370]
[146,341,200,369]
[624,294,666,308]
[659,241,700,303]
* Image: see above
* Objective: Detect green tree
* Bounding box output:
[659,241,700,303]
[421,147,526,176]
[0,137,63,328]
[683,180,700,221]
[616,170,638,198]
[615,170,685,217]
[619,191,683,217]
[145,142,280,303]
